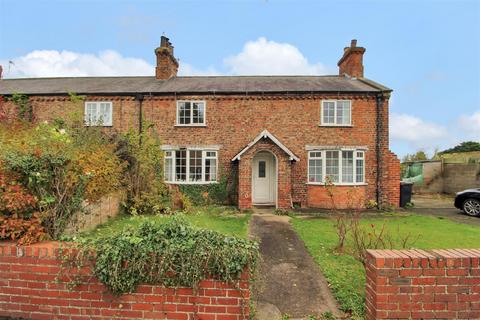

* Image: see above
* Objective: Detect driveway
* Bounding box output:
[249,210,341,319]
[408,194,480,226]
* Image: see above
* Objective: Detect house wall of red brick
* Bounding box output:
[1,93,400,209]
[0,242,250,320]
[365,249,480,319]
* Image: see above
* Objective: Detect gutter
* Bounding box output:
[0,90,384,97]
[375,93,383,206]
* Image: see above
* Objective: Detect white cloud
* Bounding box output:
[458,111,480,139]
[1,50,154,78]
[390,113,448,150]
[1,37,332,78]
[224,37,331,75]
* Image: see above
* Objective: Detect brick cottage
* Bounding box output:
[0,37,400,209]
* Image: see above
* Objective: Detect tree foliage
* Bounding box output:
[439,141,480,154]
[401,150,428,163]
[0,96,124,240]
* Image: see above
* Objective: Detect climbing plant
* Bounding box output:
[60,215,258,295]
[10,93,33,121]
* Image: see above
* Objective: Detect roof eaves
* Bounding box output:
[357,78,392,92]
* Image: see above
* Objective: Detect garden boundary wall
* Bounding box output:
[0,242,250,320]
[365,248,480,319]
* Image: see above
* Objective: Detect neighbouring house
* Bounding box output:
[0,37,400,209]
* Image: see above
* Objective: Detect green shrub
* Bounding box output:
[63,215,258,295]
[0,109,123,239]
[179,175,229,206]
[117,123,171,215]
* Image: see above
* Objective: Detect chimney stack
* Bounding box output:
[155,36,179,80]
[337,39,366,78]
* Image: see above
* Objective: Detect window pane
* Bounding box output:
[165,157,173,182]
[356,158,364,183]
[179,102,191,124]
[258,161,266,178]
[323,102,335,124]
[310,151,322,158]
[342,151,354,183]
[99,103,111,126]
[189,150,202,182]
[325,151,339,182]
[192,102,205,124]
[205,158,217,182]
[86,103,97,125]
[308,159,322,183]
[175,150,187,181]
[337,101,351,125]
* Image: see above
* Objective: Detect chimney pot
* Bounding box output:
[351,39,357,47]
[0,65,2,79]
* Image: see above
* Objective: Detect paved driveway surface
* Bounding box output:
[249,212,341,319]
[409,194,480,226]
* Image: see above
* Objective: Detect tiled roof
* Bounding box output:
[0,75,391,95]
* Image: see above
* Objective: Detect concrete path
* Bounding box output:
[249,210,341,319]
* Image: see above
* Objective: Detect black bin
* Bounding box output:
[400,182,413,207]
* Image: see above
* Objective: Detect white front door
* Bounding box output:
[252,152,276,205]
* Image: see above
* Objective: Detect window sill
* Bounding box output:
[165,181,218,185]
[174,124,207,128]
[318,124,353,128]
[306,182,368,186]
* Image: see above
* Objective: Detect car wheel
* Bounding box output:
[462,198,480,216]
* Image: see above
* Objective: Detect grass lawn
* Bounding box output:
[291,213,480,319]
[77,206,251,240]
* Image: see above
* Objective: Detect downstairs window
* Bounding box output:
[164,149,217,184]
[308,149,365,185]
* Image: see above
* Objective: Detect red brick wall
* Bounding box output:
[384,151,401,207]
[0,242,250,320]
[2,93,400,209]
[365,249,480,319]
[307,185,367,209]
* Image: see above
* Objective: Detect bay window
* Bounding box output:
[308,149,365,185]
[164,149,217,184]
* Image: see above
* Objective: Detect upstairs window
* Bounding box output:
[308,149,365,185]
[164,149,217,184]
[177,101,206,126]
[321,100,351,126]
[84,102,112,126]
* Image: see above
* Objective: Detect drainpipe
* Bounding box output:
[136,93,144,144]
[375,93,384,207]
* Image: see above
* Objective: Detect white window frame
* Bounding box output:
[320,100,352,126]
[176,100,207,126]
[307,149,366,186]
[164,148,218,184]
[84,101,113,127]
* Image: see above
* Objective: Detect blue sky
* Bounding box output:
[0,0,479,158]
